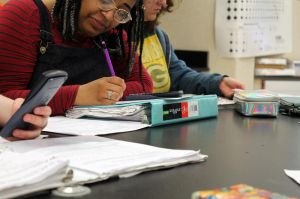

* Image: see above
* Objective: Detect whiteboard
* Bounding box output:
[215,0,292,58]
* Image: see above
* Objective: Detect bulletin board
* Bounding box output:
[215,0,292,58]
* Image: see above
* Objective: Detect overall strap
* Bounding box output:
[33,0,53,54]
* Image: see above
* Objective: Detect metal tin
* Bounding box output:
[235,100,279,116]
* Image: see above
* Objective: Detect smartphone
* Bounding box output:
[0,70,68,138]
[125,90,184,101]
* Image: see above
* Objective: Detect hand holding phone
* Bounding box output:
[0,70,68,138]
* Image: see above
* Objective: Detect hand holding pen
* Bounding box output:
[74,40,126,106]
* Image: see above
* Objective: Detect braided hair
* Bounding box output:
[120,0,144,78]
[51,0,82,41]
[52,0,145,89]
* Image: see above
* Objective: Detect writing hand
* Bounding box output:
[75,76,126,106]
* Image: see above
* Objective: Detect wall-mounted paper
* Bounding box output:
[215,0,292,58]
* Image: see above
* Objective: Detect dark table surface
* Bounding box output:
[35,109,300,198]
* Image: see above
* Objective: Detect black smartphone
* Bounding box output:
[0,70,68,138]
[125,90,184,101]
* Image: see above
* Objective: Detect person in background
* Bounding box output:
[0,0,153,115]
[0,95,51,140]
[140,0,245,98]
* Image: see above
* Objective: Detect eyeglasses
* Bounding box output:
[98,0,132,24]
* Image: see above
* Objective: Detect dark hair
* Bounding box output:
[144,0,174,32]
[51,0,81,41]
[52,0,145,84]
[120,0,145,77]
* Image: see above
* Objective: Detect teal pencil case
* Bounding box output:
[233,90,279,117]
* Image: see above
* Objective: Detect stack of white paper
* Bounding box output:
[66,105,149,122]
[44,116,150,136]
[6,136,207,184]
[0,151,68,199]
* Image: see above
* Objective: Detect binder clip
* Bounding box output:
[52,185,91,198]
[52,169,91,197]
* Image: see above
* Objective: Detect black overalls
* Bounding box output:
[29,0,111,88]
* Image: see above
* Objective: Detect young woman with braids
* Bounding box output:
[0,0,152,115]
[140,0,245,98]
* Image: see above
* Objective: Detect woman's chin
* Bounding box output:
[145,15,158,22]
[82,28,103,38]
[79,23,105,37]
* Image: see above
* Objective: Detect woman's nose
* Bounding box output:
[100,10,115,23]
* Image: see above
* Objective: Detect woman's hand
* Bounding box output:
[75,76,126,106]
[10,98,52,140]
[219,77,245,98]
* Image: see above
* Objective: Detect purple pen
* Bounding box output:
[101,40,116,76]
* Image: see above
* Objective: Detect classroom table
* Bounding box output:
[36,109,300,198]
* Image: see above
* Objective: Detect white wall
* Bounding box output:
[285,0,300,60]
[160,0,300,89]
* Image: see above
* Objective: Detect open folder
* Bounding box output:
[66,94,218,126]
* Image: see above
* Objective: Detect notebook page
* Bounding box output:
[0,137,8,143]
[44,116,150,136]
[0,151,68,198]
[218,97,235,106]
[0,151,68,190]
[284,170,300,185]
[25,140,207,183]
[0,168,67,199]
